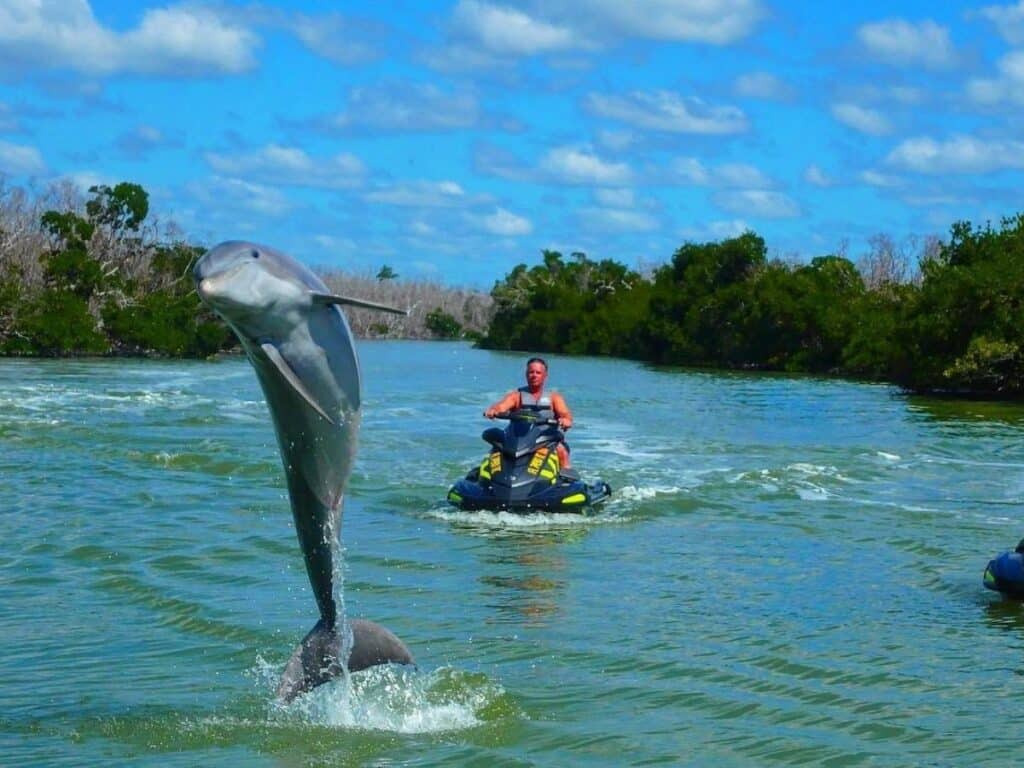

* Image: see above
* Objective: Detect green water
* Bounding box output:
[3,341,1024,766]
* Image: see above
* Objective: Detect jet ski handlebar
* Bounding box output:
[493,409,559,426]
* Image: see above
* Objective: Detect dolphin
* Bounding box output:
[193,240,413,702]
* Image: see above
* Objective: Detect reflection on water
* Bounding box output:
[479,534,568,627]
[908,394,1024,425]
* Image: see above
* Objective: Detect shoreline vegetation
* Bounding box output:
[2,178,1023,398]
[0,179,493,358]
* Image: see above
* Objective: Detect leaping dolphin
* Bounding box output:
[193,240,413,702]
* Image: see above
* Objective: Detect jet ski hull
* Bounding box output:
[448,474,611,513]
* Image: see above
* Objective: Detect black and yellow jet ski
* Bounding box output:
[983,538,1024,597]
[447,406,612,513]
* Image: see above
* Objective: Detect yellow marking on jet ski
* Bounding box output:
[479,456,491,480]
[539,451,560,482]
[489,452,501,475]
[527,447,549,475]
[561,493,586,504]
[448,491,463,503]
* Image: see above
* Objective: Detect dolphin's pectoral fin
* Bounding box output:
[311,291,408,316]
[276,618,415,703]
[259,342,335,425]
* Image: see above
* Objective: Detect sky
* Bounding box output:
[1,0,1023,287]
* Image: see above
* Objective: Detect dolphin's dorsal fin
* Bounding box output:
[311,292,408,316]
[260,342,335,425]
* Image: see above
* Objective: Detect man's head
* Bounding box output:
[525,357,548,391]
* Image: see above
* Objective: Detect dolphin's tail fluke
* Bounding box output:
[276,617,415,703]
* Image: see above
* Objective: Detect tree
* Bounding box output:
[85,183,149,233]
[425,307,463,339]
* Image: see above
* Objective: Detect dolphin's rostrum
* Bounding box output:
[194,240,413,702]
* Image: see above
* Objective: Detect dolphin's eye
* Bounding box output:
[251,249,260,259]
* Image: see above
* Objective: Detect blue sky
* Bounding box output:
[1,0,1023,287]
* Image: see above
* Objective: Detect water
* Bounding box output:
[2,341,1024,766]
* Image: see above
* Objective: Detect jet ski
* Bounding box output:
[983,539,1024,597]
[447,406,611,513]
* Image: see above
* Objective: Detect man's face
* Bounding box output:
[525,362,547,389]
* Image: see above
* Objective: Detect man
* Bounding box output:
[484,357,573,469]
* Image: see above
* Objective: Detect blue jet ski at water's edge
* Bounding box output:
[983,539,1024,597]
[447,406,611,513]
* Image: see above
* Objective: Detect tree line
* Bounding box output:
[479,216,1024,397]
[0,179,491,356]
[5,176,1023,398]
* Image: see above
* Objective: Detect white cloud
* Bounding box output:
[967,50,1024,105]
[480,207,533,235]
[679,218,750,241]
[473,143,534,181]
[0,1,260,77]
[0,139,45,175]
[327,82,482,133]
[190,176,292,217]
[313,234,358,253]
[579,207,659,232]
[716,163,772,188]
[714,189,799,218]
[666,157,771,188]
[831,102,892,135]
[856,19,956,69]
[733,71,794,101]
[586,90,748,135]
[803,164,835,187]
[708,219,750,238]
[886,134,1024,174]
[859,169,903,187]
[408,220,438,237]
[541,146,633,185]
[975,1,1024,45]
[451,1,580,55]
[123,7,258,75]
[594,188,635,207]
[547,0,763,45]
[288,13,382,65]
[205,144,366,189]
[364,180,468,207]
[60,171,114,193]
[595,129,636,151]
[437,0,763,66]
[669,157,711,185]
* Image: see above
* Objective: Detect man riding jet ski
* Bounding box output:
[447,357,611,512]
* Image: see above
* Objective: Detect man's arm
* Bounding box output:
[484,390,520,418]
[550,393,573,430]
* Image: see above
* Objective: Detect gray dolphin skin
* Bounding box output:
[193,240,413,702]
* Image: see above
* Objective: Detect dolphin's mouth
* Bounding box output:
[195,261,251,308]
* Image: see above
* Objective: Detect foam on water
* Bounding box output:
[425,506,610,529]
[613,484,688,502]
[252,660,506,733]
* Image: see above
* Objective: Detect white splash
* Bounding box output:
[254,661,504,733]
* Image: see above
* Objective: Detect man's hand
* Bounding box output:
[558,417,571,430]
[484,408,496,419]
